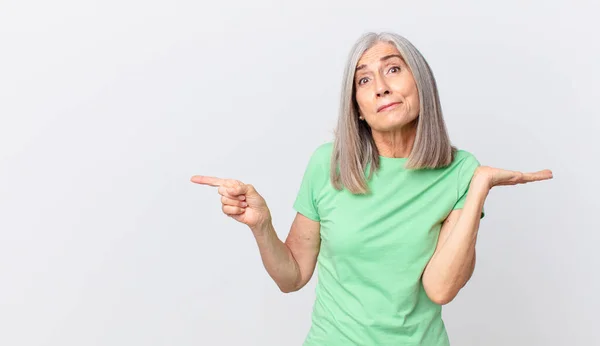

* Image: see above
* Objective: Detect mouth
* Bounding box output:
[377,102,402,112]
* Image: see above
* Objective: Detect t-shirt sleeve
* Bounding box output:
[452,152,485,219]
[292,146,328,222]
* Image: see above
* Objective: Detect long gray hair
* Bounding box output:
[331,32,456,194]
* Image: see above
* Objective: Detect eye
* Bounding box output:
[357,77,369,85]
[388,66,401,73]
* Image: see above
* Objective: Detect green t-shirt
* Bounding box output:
[293,141,484,346]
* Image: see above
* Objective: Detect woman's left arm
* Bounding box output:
[422,166,553,305]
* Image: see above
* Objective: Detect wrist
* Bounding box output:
[250,217,273,237]
[469,176,491,201]
[472,168,493,192]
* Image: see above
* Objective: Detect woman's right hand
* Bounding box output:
[190,175,272,230]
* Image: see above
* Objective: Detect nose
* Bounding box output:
[375,77,390,97]
[377,89,390,97]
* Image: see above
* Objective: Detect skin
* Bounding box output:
[190,42,553,302]
[353,41,420,158]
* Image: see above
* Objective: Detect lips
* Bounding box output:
[377,102,402,112]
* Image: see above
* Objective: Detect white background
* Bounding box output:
[1,1,598,345]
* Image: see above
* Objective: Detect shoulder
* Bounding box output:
[307,141,334,167]
[452,149,481,169]
[299,141,334,177]
[451,149,482,184]
[312,141,334,159]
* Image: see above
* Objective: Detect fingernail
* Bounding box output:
[241,202,248,207]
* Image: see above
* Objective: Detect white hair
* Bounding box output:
[331,32,456,194]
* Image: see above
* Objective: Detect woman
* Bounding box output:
[191,32,553,345]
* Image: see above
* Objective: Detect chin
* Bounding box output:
[380,115,411,126]
[372,123,407,132]
[371,116,418,132]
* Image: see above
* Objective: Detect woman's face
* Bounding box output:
[354,42,420,132]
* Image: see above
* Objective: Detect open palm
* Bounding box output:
[475,166,553,188]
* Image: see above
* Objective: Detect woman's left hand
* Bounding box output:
[474,166,553,190]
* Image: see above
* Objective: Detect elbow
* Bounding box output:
[278,285,298,294]
[277,279,303,293]
[423,283,458,305]
[427,291,456,305]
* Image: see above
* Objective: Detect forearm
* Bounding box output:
[251,221,302,293]
[423,178,489,303]
[463,247,476,286]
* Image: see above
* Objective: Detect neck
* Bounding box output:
[372,121,417,158]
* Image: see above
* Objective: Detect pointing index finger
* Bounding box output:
[190,175,224,187]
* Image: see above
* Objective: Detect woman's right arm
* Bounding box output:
[251,212,321,293]
[191,175,321,293]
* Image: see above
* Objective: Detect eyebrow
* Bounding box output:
[355,54,403,71]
